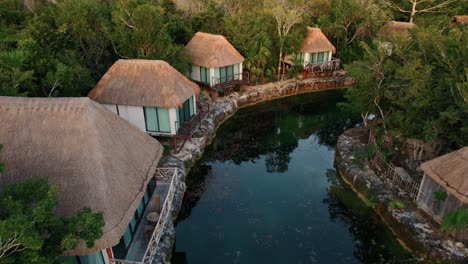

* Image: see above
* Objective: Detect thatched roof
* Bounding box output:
[421,147,468,204]
[185,32,244,68]
[300,27,336,54]
[0,97,163,255]
[380,21,415,36]
[88,60,200,109]
[451,15,468,26]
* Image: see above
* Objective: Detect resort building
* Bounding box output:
[88,59,202,137]
[379,21,415,55]
[0,97,179,264]
[297,27,338,72]
[416,147,468,241]
[185,32,248,91]
[450,15,468,27]
[380,21,415,37]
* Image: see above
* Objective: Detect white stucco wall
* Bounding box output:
[303,53,310,68]
[239,63,243,80]
[101,249,111,264]
[192,95,197,115]
[209,68,215,86]
[191,65,201,82]
[169,108,178,135]
[117,105,146,132]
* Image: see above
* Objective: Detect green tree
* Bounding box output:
[0,178,104,264]
[110,0,189,72]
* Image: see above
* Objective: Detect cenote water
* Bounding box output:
[172,91,414,264]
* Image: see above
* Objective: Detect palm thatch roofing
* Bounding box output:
[420,147,468,204]
[300,27,336,54]
[380,21,415,36]
[185,32,244,68]
[88,59,200,109]
[0,97,163,256]
[451,15,468,26]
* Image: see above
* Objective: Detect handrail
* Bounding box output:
[304,58,341,73]
[212,72,250,86]
[141,168,178,264]
[110,168,179,264]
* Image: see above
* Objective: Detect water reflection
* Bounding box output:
[173,91,412,263]
[204,91,359,172]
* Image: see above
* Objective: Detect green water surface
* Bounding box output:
[172,91,414,264]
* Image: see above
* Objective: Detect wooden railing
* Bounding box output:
[175,104,210,139]
[304,58,341,73]
[111,168,179,264]
[212,72,250,90]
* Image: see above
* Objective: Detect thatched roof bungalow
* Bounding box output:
[88,59,200,136]
[450,15,468,27]
[297,27,336,69]
[0,97,163,262]
[185,32,246,90]
[380,21,415,37]
[417,147,468,241]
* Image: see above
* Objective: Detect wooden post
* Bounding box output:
[172,136,177,154]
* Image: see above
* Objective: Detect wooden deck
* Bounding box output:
[193,72,250,92]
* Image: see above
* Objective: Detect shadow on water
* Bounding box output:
[173,91,414,263]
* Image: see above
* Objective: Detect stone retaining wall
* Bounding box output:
[335,128,468,263]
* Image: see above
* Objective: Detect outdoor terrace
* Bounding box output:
[111,167,179,264]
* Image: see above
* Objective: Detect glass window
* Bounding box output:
[318,52,325,62]
[130,216,137,233]
[143,190,149,205]
[136,199,145,218]
[178,97,195,124]
[79,252,105,264]
[123,224,132,248]
[200,67,209,83]
[157,108,170,132]
[234,64,239,80]
[144,107,158,131]
[311,53,318,63]
[144,107,171,133]
[297,53,305,66]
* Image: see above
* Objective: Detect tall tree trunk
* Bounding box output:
[410,0,417,23]
[277,46,283,81]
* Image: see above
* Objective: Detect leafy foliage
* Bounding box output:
[389,200,405,210]
[432,190,448,203]
[440,208,468,234]
[0,178,104,264]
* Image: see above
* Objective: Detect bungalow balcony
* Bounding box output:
[171,103,210,154]
[211,72,250,91]
[304,58,341,74]
[175,103,210,139]
[193,72,250,92]
[111,167,179,264]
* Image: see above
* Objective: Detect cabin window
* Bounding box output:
[217,65,234,83]
[144,107,171,133]
[233,64,240,80]
[297,53,305,65]
[200,67,209,84]
[310,53,318,64]
[317,51,328,63]
[177,96,195,125]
